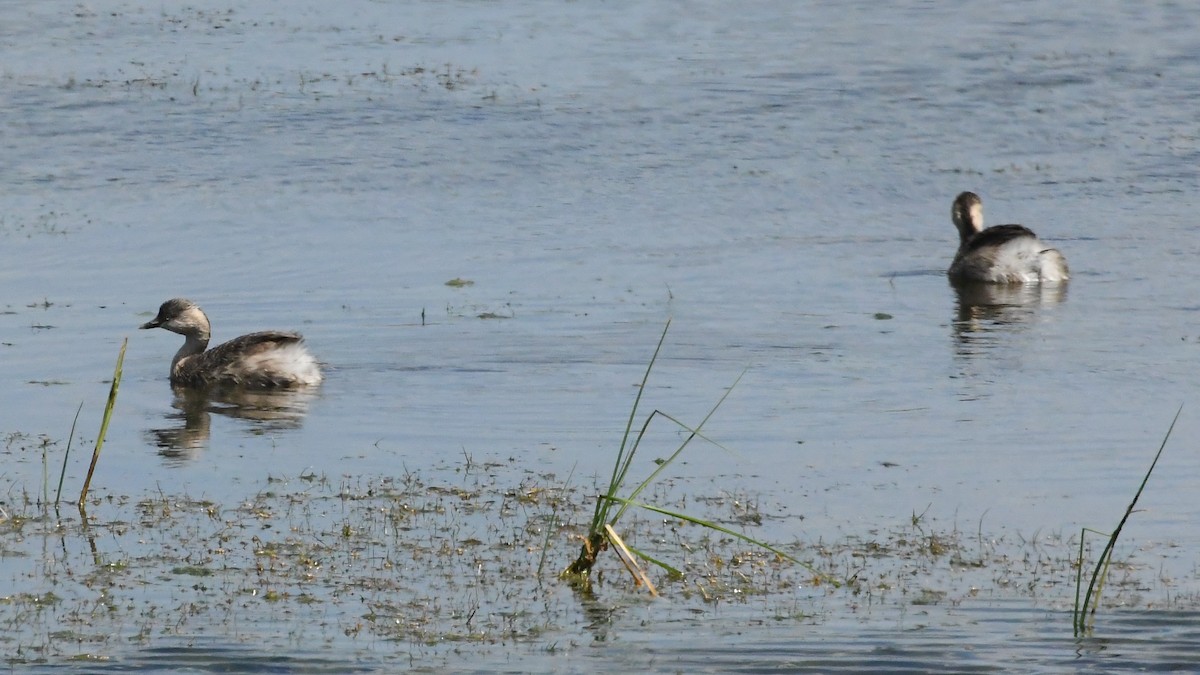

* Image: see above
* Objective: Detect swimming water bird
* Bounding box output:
[140,298,322,387]
[948,191,1069,283]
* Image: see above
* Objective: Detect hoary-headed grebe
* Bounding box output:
[948,191,1069,283]
[140,298,322,387]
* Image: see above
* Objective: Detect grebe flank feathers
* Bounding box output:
[140,298,322,388]
[948,191,1069,284]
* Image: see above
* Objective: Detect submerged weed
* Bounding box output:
[8,460,1161,667]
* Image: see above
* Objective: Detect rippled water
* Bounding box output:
[4,0,1200,671]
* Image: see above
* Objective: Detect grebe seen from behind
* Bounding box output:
[948,191,1069,284]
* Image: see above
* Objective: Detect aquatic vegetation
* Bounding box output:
[560,320,833,590]
[1073,407,1181,636]
[3,456,1192,669]
[77,339,126,506]
[52,403,83,505]
[0,463,834,666]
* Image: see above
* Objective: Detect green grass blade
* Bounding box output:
[618,540,683,578]
[537,463,576,581]
[607,408,661,511]
[601,494,838,586]
[596,318,672,529]
[55,401,85,505]
[1072,526,1111,631]
[612,371,744,525]
[79,339,127,507]
[1074,405,1180,635]
[611,318,671,482]
[1073,527,1086,629]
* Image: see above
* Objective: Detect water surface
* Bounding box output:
[4,1,1200,671]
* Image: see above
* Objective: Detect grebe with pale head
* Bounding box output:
[140,298,322,388]
[948,191,1069,284]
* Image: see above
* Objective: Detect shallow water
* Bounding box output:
[4,0,1200,671]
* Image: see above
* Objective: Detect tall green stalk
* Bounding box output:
[562,321,835,587]
[55,402,85,505]
[78,339,126,508]
[1072,406,1180,635]
[563,321,671,577]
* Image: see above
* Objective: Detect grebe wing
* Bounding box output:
[187,331,308,386]
[961,224,1038,253]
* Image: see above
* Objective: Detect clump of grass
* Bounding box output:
[1073,406,1180,636]
[78,339,127,507]
[560,320,835,591]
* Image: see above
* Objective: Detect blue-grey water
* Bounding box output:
[4,1,1200,671]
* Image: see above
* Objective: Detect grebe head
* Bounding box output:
[140,298,211,340]
[951,191,984,244]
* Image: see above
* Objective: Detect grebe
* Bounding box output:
[948,191,1069,283]
[140,298,322,387]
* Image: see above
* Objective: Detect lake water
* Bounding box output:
[4,0,1200,671]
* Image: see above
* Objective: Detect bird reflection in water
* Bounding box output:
[951,279,1068,355]
[147,383,318,462]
